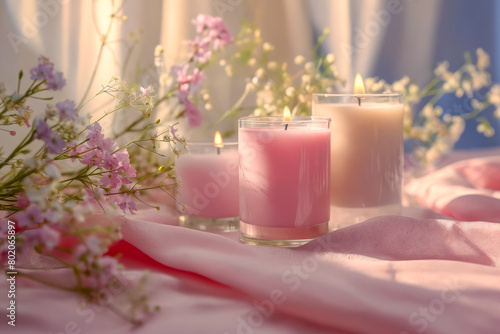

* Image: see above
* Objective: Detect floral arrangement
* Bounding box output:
[157,21,499,165]
[1,6,499,325]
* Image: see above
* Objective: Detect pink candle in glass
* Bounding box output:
[239,111,331,247]
[176,132,239,231]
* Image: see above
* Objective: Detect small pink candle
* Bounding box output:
[239,111,331,246]
[176,132,239,231]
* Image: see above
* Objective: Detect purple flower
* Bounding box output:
[46,132,66,154]
[29,57,66,91]
[55,100,77,120]
[24,225,61,250]
[16,204,44,228]
[34,118,51,141]
[184,98,203,127]
[34,116,66,153]
[30,57,54,80]
[46,71,66,91]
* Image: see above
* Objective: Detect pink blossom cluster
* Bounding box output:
[74,235,119,287]
[189,14,233,63]
[171,64,204,127]
[13,195,61,252]
[171,15,233,128]
[71,123,138,214]
[29,56,66,91]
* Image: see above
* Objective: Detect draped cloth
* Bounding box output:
[1,150,500,334]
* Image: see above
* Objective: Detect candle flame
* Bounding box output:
[214,131,223,148]
[283,106,292,122]
[354,73,365,94]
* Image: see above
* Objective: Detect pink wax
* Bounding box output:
[239,127,330,229]
[176,145,239,218]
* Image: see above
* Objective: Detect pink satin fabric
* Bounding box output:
[1,152,500,334]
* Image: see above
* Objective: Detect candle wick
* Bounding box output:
[356,96,361,106]
[217,147,221,155]
[285,124,288,131]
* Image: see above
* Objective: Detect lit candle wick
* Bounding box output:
[354,73,365,107]
[283,106,292,131]
[214,131,223,155]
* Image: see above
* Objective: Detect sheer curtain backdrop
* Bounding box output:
[0,0,498,146]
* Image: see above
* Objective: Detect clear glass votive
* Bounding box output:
[238,116,331,247]
[175,141,239,231]
[313,93,404,229]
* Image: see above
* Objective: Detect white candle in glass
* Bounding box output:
[313,74,404,229]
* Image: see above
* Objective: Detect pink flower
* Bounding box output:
[81,149,103,166]
[184,99,203,127]
[86,123,114,152]
[118,193,137,215]
[16,204,44,228]
[172,64,205,104]
[113,150,136,177]
[140,86,150,97]
[14,194,30,208]
[100,172,121,189]
[84,187,106,204]
[55,99,77,121]
[186,36,212,63]
[170,125,181,141]
[68,143,88,162]
[96,256,118,286]
[192,14,212,33]
[9,131,16,136]
[189,15,233,59]
[24,225,61,250]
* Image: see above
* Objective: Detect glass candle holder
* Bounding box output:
[175,141,239,231]
[313,93,404,229]
[238,116,331,247]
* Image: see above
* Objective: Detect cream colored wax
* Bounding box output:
[314,102,403,227]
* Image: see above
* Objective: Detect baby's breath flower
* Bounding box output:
[154,45,164,57]
[325,54,335,63]
[294,55,305,64]
[267,62,277,70]
[476,48,490,70]
[285,87,295,97]
[304,62,314,72]
[263,42,274,51]
[301,74,311,84]
[487,84,500,105]
[477,122,495,137]
[434,61,449,77]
